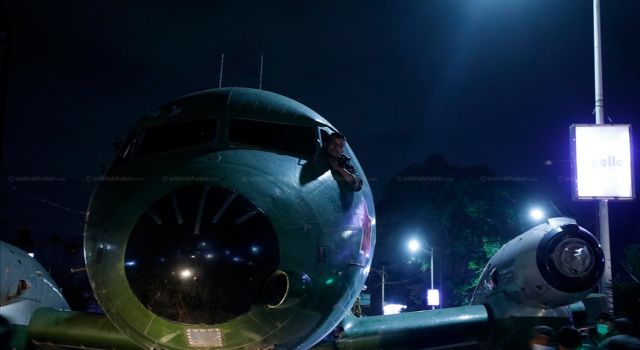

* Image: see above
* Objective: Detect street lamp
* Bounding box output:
[529,208,545,221]
[407,238,438,309]
[408,239,421,253]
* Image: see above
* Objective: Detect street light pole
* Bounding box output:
[381,265,386,311]
[408,238,439,309]
[593,0,612,312]
[430,247,435,310]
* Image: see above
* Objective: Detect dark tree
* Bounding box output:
[371,154,528,310]
[610,244,640,336]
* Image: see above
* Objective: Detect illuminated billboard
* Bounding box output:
[570,124,634,200]
[427,289,440,306]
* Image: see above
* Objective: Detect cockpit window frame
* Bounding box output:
[226,116,321,160]
[117,111,334,161]
[119,117,220,159]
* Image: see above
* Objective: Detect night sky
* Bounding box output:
[1,1,639,274]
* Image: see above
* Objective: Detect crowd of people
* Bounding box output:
[530,314,640,350]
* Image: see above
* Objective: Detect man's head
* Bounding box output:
[596,312,615,336]
[529,326,556,350]
[557,326,582,350]
[325,132,346,158]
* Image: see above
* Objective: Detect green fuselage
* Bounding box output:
[83,88,376,349]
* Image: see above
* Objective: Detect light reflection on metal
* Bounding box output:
[341,230,355,239]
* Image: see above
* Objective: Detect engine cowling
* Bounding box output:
[472,217,604,308]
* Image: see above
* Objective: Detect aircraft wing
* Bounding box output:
[313,305,489,349]
[19,308,140,350]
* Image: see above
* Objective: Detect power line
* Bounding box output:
[0,180,86,215]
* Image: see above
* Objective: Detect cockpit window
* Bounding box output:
[228,118,318,158]
[133,118,217,156]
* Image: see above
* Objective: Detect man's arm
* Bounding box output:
[328,158,363,191]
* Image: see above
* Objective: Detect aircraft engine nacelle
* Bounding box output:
[472,217,604,309]
[84,88,376,350]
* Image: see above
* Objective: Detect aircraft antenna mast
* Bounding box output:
[218,53,224,88]
[258,54,264,90]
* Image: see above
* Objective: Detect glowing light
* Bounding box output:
[383,304,407,315]
[250,245,260,254]
[530,208,545,221]
[27,253,34,258]
[125,260,136,267]
[427,289,440,306]
[205,253,214,259]
[408,239,421,253]
[325,278,335,285]
[179,269,193,279]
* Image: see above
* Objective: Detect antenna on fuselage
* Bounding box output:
[258,53,264,90]
[218,53,224,88]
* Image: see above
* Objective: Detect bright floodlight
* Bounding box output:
[179,268,193,279]
[408,239,421,253]
[530,208,545,221]
[383,303,407,315]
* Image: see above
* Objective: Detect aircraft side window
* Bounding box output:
[120,130,144,158]
[17,279,30,294]
[133,118,218,156]
[6,279,31,302]
[490,267,499,287]
[228,118,318,158]
[320,129,330,146]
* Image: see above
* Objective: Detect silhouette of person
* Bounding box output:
[323,132,362,192]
